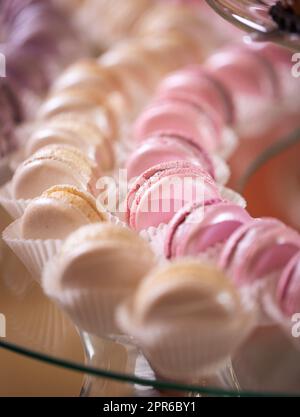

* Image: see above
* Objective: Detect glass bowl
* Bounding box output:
[205,0,300,50]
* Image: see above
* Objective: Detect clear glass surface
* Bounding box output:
[206,0,300,50]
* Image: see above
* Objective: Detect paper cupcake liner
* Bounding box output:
[117,301,255,382]
[140,223,169,262]
[138,185,246,262]
[218,127,238,160]
[0,181,31,219]
[219,186,247,208]
[104,210,128,229]
[243,273,300,349]
[212,155,230,185]
[43,257,130,338]
[2,219,62,282]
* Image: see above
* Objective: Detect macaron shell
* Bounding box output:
[52,223,156,291]
[133,261,239,323]
[52,62,131,119]
[118,259,254,380]
[52,60,121,94]
[219,219,279,272]
[129,164,218,231]
[58,245,154,291]
[26,126,82,157]
[38,90,103,120]
[157,68,233,124]
[277,252,300,317]
[164,199,222,258]
[12,159,88,199]
[220,219,300,285]
[169,203,252,258]
[21,197,100,240]
[126,134,215,180]
[206,48,277,98]
[26,126,114,172]
[42,185,105,223]
[133,99,221,153]
[12,145,100,199]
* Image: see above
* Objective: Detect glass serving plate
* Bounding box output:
[206,0,300,50]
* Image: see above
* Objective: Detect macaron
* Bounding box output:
[25,114,115,171]
[249,42,299,101]
[38,87,118,142]
[219,218,300,286]
[133,96,223,153]
[165,201,252,259]
[134,2,219,57]
[51,59,131,122]
[52,59,123,95]
[43,223,156,336]
[117,259,254,381]
[12,144,102,199]
[156,67,234,125]
[126,132,216,180]
[205,46,278,127]
[126,161,220,231]
[138,31,203,72]
[277,252,300,317]
[21,185,106,240]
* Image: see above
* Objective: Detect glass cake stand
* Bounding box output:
[206,0,300,50]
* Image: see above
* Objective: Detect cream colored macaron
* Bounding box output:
[25,114,115,171]
[52,59,122,93]
[12,144,102,199]
[21,185,106,240]
[117,259,255,381]
[51,60,131,122]
[38,87,118,141]
[43,223,156,336]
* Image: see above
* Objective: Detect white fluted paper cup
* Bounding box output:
[2,219,63,282]
[0,181,32,219]
[117,298,255,382]
[43,255,138,339]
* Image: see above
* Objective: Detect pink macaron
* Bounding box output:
[165,201,252,259]
[156,67,234,124]
[277,252,300,317]
[133,96,223,153]
[219,218,300,286]
[126,132,215,180]
[250,43,299,100]
[205,46,278,126]
[126,160,220,231]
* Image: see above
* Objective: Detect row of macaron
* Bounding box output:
[3,157,300,326]
[6,182,298,383]
[129,41,299,162]
[53,0,238,51]
[3,40,295,203]
[0,1,237,204]
[0,0,233,156]
[7,0,224,163]
[2,81,300,382]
